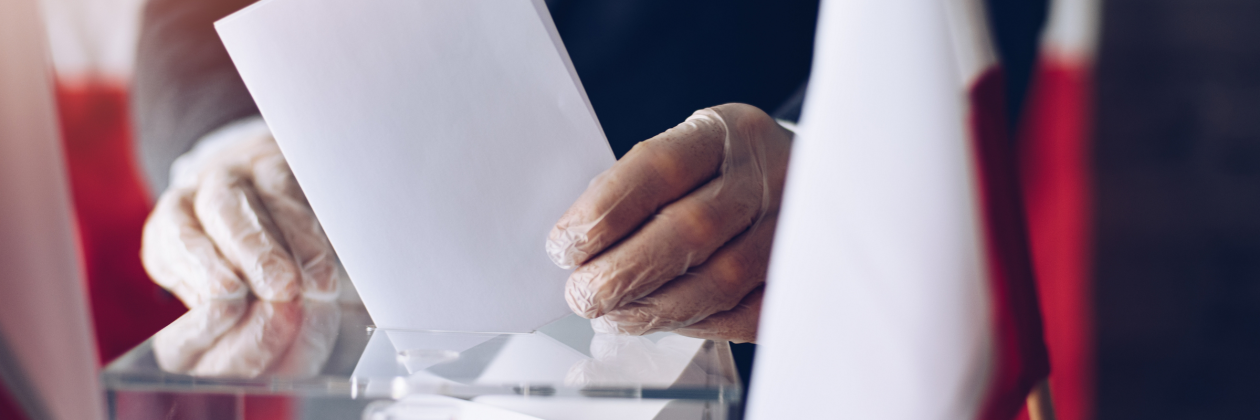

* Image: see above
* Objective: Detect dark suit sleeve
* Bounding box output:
[131,0,261,192]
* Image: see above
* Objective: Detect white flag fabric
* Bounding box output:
[747,0,1048,419]
[0,0,105,418]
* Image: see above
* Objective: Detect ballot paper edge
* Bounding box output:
[528,0,609,150]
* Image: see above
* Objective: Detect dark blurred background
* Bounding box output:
[1094,0,1260,417]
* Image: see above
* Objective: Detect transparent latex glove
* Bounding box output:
[546,103,791,343]
[153,298,341,378]
[141,123,342,306]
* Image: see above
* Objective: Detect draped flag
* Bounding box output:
[42,0,188,363]
[747,0,1049,418]
[0,0,106,418]
[1019,0,1100,419]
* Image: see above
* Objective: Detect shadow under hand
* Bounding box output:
[154,299,341,378]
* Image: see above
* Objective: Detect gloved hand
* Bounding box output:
[546,103,791,343]
[141,121,342,306]
[153,298,341,378]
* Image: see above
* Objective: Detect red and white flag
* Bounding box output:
[747,0,1049,418]
[0,0,106,418]
[40,0,189,363]
[1019,0,1100,419]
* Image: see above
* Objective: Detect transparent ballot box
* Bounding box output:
[101,301,741,419]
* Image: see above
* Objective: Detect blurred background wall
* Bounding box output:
[1093,0,1260,417]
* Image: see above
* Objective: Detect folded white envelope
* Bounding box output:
[216,0,614,332]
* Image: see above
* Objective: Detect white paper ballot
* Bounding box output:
[216,0,614,332]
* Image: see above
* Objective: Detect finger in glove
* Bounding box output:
[194,168,302,301]
[566,169,766,318]
[251,150,341,300]
[142,188,249,306]
[674,286,764,344]
[547,113,728,269]
[596,215,777,335]
[564,106,781,319]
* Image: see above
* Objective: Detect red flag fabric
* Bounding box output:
[1018,0,1100,419]
[41,0,188,363]
[970,68,1051,420]
[54,81,187,364]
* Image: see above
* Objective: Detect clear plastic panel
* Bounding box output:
[102,302,741,420]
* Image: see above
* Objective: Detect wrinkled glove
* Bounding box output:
[546,103,791,343]
[153,298,341,378]
[142,120,342,306]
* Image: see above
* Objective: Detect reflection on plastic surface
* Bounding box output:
[153,298,340,378]
[566,335,710,387]
[120,312,736,419]
[472,396,713,420]
[350,315,713,397]
[363,395,546,420]
[397,349,461,373]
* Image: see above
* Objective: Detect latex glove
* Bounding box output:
[142,120,342,306]
[153,298,341,378]
[546,103,791,343]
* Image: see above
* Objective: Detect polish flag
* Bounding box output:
[747,0,1049,418]
[0,0,106,418]
[41,0,189,363]
[1018,0,1100,419]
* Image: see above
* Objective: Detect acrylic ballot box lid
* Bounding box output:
[101,301,741,420]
